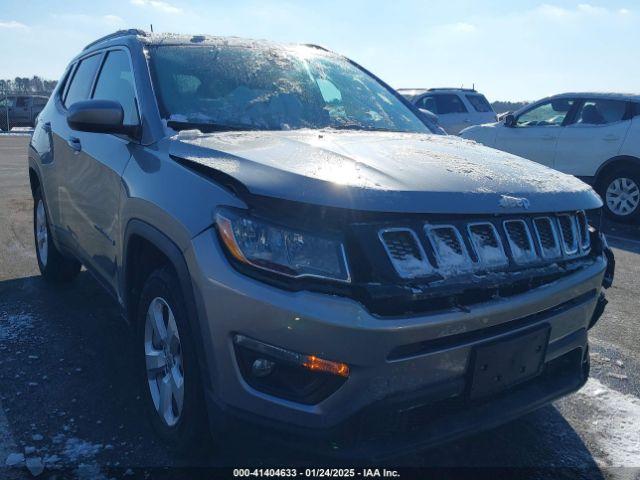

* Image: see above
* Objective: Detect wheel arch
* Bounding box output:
[122,219,215,403]
[28,166,41,198]
[594,155,640,191]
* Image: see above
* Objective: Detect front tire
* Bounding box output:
[33,187,81,282]
[137,266,208,451]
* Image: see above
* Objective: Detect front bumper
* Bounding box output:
[186,227,608,454]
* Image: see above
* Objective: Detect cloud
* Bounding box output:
[103,14,125,25]
[0,20,28,29]
[449,22,477,33]
[131,0,182,14]
[537,3,632,19]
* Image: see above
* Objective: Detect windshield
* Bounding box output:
[148,44,431,133]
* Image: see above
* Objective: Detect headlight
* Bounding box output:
[215,209,351,283]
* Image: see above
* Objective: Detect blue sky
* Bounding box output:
[0,0,637,101]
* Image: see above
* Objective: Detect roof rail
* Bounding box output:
[303,43,330,52]
[83,29,149,51]
[428,87,477,92]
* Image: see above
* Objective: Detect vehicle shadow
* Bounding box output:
[601,219,640,253]
[0,273,605,478]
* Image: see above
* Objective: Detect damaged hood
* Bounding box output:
[169,130,601,214]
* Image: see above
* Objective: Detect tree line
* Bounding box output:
[0,76,58,95]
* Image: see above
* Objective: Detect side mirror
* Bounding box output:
[504,113,516,128]
[67,100,138,136]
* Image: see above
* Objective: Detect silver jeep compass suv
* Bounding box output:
[29,30,614,457]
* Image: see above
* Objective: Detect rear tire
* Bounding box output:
[599,168,640,223]
[33,187,81,282]
[137,266,209,452]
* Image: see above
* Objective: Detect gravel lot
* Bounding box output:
[1,135,639,479]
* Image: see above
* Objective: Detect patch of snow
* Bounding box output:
[25,456,44,476]
[5,452,24,467]
[0,312,34,342]
[62,438,102,462]
[575,379,640,467]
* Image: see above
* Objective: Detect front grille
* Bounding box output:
[558,214,578,254]
[468,223,508,269]
[504,219,536,264]
[378,229,432,279]
[425,225,472,273]
[378,211,591,281]
[576,211,591,251]
[533,217,561,259]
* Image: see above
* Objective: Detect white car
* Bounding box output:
[460,93,640,223]
[398,88,497,135]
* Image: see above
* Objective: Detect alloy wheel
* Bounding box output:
[35,199,48,267]
[606,177,640,217]
[144,297,185,427]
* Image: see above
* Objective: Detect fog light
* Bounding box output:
[251,358,275,377]
[233,334,348,404]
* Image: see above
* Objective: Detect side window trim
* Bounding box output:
[60,63,77,105]
[91,47,142,127]
[562,98,582,126]
[61,52,105,110]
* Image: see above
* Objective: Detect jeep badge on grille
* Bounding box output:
[499,195,531,210]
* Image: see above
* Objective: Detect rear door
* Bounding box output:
[51,52,103,249]
[416,93,470,134]
[494,97,577,167]
[61,49,140,291]
[555,98,632,177]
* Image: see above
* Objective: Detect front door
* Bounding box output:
[494,98,578,167]
[62,49,140,291]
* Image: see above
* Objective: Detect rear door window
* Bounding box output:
[92,50,139,125]
[466,94,493,112]
[575,99,628,125]
[63,54,102,108]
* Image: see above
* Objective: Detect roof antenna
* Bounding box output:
[150,24,154,33]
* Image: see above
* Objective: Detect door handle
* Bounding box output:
[603,135,619,142]
[43,122,51,133]
[67,136,81,152]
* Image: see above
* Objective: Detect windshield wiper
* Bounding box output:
[167,120,260,133]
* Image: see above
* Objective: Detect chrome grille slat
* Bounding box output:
[379,228,432,278]
[467,222,508,269]
[576,211,591,251]
[425,225,472,273]
[503,219,536,264]
[558,214,578,255]
[533,217,561,259]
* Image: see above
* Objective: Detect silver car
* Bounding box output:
[28,30,613,457]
